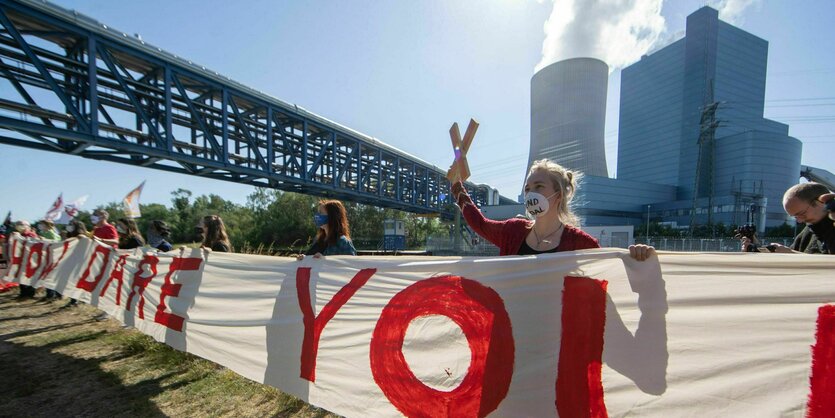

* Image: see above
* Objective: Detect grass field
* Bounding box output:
[0,289,338,417]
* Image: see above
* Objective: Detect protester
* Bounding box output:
[146,220,173,252]
[14,220,39,298]
[297,200,357,260]
[116,218,145,250]
[36,219,60,241]
[200,215,232,252]
[0,224,14,292]
[61,218,89,240]
[91,209,119,247]
[742,182,834,254]
[0,215,8,270]
[36,219,61,300]
[451,159,655,260]
[64,218,89,239]
[0,231,6,270]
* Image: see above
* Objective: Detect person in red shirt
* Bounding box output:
[91,209,119,247]
[451,159,654,260]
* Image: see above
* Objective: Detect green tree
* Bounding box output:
[765,222,796,238]
[134,203,174,236]
[169,189,196,244]
[246,189,316,249]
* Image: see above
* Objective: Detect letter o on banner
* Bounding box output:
[370,275,514,417]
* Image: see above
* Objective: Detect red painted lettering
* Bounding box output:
[369,276,514,418]
[126,255,159,319]
[75,245,112,292]
[296,267,376,382]
[23,242,44,279]
[37,241,71,280]
[556,276,609,418]
[9,238,25,279]
[154,257,202,331]
[807,304,835,417]
[99,255,128,306]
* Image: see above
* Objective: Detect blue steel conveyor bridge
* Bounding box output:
[0,0,514,214]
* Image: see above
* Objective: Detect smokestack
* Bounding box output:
[529,57,609,178]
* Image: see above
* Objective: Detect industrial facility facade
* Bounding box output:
[541,7,805,233]
[529,58,610,178]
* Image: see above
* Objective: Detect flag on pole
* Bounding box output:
[56,195,89,225]
[44,193,64,221]
[123,181,145,218]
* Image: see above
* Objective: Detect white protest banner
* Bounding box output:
[2,234,833,417]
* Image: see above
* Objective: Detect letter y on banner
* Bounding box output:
[296,267,377,382]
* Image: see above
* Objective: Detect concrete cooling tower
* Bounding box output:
[529,58,609,178]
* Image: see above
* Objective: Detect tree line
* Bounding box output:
[83,188,451,253]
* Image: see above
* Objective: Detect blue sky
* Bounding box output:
[1,0,833,221]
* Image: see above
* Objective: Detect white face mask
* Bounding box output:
[90,215,100,224]
[116,226,126,234]
[66,225,75,233]
[525,191,559,218]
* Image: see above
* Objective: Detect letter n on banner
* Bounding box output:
[369,276,514,418]
[296,267,376,382]
[557,276,608,418]
[807,304,835,417]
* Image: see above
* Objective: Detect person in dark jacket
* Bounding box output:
[116,218,145,250]
[742,182,834,254]
[297,200,357,260]
[200,215,232,252]
[146,220,173,252]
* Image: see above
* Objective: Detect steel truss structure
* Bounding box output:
[0,0,508,214]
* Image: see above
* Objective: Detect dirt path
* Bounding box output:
[0,290,336,417]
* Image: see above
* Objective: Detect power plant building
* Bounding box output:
[529,58,609,178]
[543,6,812,232]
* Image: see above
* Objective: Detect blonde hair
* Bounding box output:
[527,159,582,226]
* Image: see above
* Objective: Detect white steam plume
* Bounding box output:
[535,0,760,73]
[535,0,665,73]
[710,0,761,25]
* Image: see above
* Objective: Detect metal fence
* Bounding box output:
[425,237,500,256]
[634,237,794,252]
[426,236,796,255]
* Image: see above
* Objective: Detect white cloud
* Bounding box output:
[535,0,666,72]
[710,0,761,25]
[535,0,761,73]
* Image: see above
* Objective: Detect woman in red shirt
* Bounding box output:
[451,159,653,260]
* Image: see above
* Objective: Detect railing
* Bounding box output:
[634,237,795,252]
[0,0,508,213]
[427,235,797,255]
